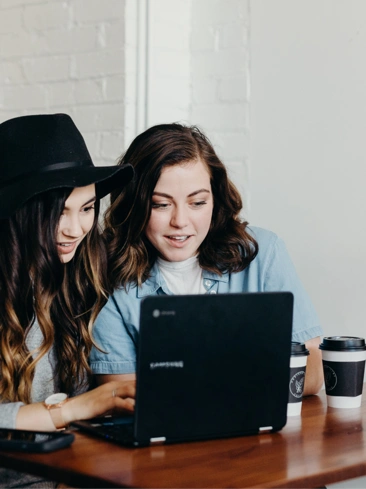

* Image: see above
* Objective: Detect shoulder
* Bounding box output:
[247,225,283,257]
[106,271,160,315]
[110,283,140,309]
[219,226,294,292]
[112,262,162,301]
[245,225,295,275]
[247,225,278,245]
[93,284,141,339]
[95,284,140,322]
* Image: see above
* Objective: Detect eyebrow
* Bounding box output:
[153,189,211,198]
[63,196,96,211]
[82,196,97,206]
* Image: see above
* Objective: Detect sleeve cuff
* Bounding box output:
[292,325,323,344]
[90,361,136,375]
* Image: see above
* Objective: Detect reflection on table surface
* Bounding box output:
[1,389,366,488]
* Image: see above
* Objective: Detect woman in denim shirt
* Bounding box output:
[90,123,323,396]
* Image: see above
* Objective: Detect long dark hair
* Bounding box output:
[104,123,258,289]
[0,188,108,403]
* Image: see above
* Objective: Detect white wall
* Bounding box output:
[146,0,250,208]
[249,0,366,339]
[147,0,191,128]
[0,0,128,167]
[190,0,250,207]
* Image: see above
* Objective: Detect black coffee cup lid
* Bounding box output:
[291,341,310,356]
[319,336,366,351]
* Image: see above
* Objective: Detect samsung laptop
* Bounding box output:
[73,291,293,447]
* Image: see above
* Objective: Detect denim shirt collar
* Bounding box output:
[137,261,228,298]
[137,263,168,297]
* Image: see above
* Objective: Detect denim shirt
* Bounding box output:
[90,227,323,375]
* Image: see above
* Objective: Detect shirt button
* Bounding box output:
[210,290,217,294]
[205,280,212,287]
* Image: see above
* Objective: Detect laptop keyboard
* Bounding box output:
[73,416,135,445]
[93,421,134,443]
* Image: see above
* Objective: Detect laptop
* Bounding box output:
[73,291,293,447]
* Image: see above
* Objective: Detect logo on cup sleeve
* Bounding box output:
[289,371,305,398]
[323,364,337,391]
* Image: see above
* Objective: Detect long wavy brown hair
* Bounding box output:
[0,188,108,404]
[104,123,258,289]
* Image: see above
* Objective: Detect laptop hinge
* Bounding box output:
[150,437,166,445]
[259,426,273,433]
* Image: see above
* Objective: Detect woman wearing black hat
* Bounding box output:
[0,114,134,487]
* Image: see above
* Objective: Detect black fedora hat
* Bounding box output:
[0,113,134,219]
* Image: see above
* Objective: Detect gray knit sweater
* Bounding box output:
[0,321,86,488]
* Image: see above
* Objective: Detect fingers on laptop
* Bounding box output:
[116,396,135,413]
[110,380,136,413]
[62,380,136,424]
[110,380,136,399]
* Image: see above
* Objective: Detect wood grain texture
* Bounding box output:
[1,389,366,488]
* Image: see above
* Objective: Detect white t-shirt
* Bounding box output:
[157,255,206,295]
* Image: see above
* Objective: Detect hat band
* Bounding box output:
[0,161,92,189]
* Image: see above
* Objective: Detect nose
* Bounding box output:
[170,205,189,229]
[61,214,84,238]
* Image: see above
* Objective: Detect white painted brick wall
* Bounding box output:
[23,3,70,30]
[147,0,192,127]
[190,0,250,212]
[146,0,250,212]
[0,0,129,168]
[0,0,249,202]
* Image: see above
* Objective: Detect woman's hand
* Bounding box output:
[62,380,135,425]
[16,380,135,431]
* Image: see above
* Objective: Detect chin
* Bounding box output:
[59,253,76,264]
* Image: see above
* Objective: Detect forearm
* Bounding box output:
[303,336,324,396]
[15,380,135,431]
[16,402,56,431]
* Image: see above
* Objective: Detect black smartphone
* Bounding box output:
[0,428,75,453]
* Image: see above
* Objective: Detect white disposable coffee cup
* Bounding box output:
[287,342,309,416]
[319,336,366,408]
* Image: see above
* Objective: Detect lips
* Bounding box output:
[164,235,192,248]
[167,235,190,242]
[56,241,78,254]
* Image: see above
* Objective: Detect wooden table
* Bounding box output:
[1,389,366,488]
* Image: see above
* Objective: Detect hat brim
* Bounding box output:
[0,164,134,219]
